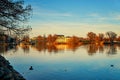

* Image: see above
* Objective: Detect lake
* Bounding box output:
[1,44,120,80]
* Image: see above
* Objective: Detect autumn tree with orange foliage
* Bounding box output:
[87,32,96,44]
[36,35,43,44]
[22,35,30,44]
[47,34,57,45]
[68,36,80,45]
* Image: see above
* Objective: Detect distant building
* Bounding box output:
[55,35,71,43]
[55,35,65,43]
[65,36,71,43]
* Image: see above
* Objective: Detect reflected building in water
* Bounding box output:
[1,43,120,56]
[30,43,80,53]
[30,43,120,56]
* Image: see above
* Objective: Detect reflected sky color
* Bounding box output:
[23,0,120,37]
[2,45,120,80]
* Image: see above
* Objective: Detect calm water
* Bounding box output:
[1,44,120,80]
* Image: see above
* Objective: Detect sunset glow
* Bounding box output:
[24,0,120,37]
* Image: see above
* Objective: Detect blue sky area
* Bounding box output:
[24,0,120,37]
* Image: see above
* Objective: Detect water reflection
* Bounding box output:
[30,43,80,53]
[85,44,118,56]
[86,44,99,55]
[0,44,18,54]
[20,43,30,53]
[106,45,117,55]
[1,43,120,56]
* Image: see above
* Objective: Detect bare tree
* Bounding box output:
[0,0,32,37]
[87,32,96,43]
[106,31,117,44]
[98,33,104,41]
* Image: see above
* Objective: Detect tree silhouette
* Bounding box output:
[98,33,104,41]
[106,31,117,44]
[87,32,96,44]
[0,0,32,36]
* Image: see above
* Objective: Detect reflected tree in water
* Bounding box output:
[0,44,18,54]
[21,44,30,53]
[1,43,120,56]
[118,44,120,50]
[98,45,104,53]
[31,43,81,54]
[87,44,98,56]
[47,45,58,53]
[106,45,117,55]
[86,44,118,56]
[85,44,105,55]
[31,43,47,53]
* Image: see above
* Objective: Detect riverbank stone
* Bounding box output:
[0,55,26,80]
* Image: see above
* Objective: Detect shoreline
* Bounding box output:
[0,55,25,80]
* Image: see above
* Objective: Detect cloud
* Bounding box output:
[32,6,73,17]
[87,13,120,23]
[89,13,100,17]
[114,15,120,20]
[33,12,73,17]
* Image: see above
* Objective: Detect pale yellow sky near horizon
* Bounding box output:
[29,23,120,38]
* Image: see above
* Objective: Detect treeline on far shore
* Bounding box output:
[0,31,120,46]
[1,31,120,55]
[21,31,120,45]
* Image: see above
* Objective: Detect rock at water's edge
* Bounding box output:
[0,55,26,80]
